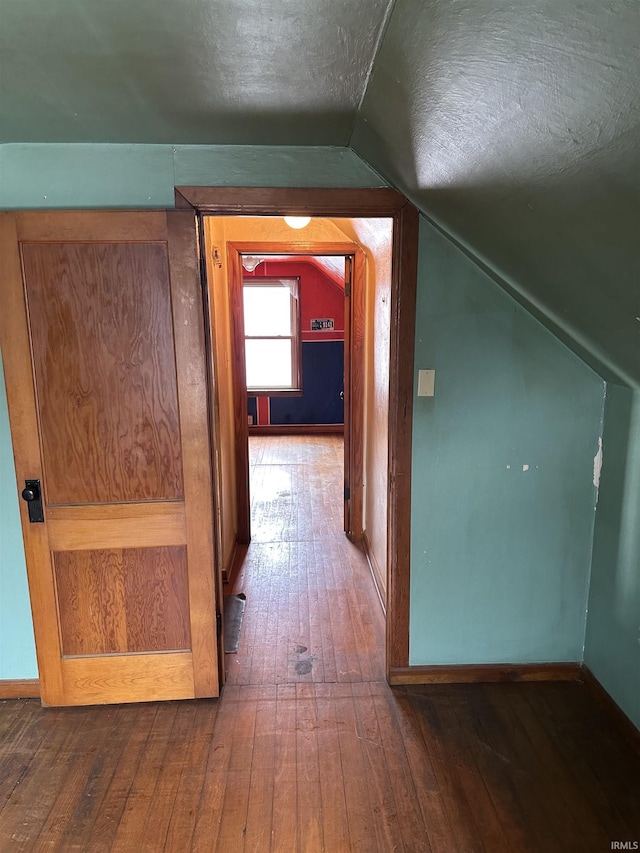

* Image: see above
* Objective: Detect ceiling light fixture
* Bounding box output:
[284,215,311,229]
[242,256,264,272]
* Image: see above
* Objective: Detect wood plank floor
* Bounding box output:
[1,436,638,851]
[225,435,384,686]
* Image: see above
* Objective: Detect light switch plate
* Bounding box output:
[417,369,435,397]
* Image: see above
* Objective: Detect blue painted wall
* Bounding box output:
[584,385,640,728]
[410,218,605,664]
[0,353,38,679]
[247,397,258,425]
[269,341,344,425]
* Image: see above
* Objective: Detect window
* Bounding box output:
[243,277,301,394]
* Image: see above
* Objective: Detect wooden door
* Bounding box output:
[0,211,220,706]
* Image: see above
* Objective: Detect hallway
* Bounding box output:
[225,435,385,686]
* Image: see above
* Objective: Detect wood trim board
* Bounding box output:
[0,679,41,699]
[222,540,248,586]
[389,663,583,685]
[175,187,406,215]
[385,202,419,674]
[362,532,386,616]
[248,424,344,435]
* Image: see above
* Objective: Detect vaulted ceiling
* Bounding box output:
[0,0,638,386]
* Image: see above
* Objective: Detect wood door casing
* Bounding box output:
[343,255,352,535]
[178,188,419,676]
[346,249,366,543]
[0,210,219,706]
[223,240,365,543]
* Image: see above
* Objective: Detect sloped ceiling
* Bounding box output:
[0,0,637,385]
[352,0,640,388]
[0,0,393,144]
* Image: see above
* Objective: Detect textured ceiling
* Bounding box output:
[0,0,637,386]
[353,0,640,387]
[0,0,393,144]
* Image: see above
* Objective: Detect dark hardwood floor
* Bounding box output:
[1,436,638,851]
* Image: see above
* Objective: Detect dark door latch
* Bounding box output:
[21,479,44,523]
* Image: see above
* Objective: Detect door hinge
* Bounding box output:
[216,611,222,638]
[344,486,350,501]
[199,255,207,285]
[344,280,351,297]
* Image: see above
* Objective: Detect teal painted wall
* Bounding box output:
[410,218,605,664]
[0,353,38,679]
[584,385,640,728]
[0,142,383,680]
[0,143,384,209]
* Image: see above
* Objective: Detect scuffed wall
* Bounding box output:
[410,218,605,664]
[584,385,640,728]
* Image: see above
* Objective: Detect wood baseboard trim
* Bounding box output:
[249,424,344,435]
[389,662,583,686]
[581,665,640,754]
[0,679,40,699]
[222,540,248,586]
[362,532,386,616]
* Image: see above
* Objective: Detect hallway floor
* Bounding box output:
[225,434,385,686]
[0,437,638,851]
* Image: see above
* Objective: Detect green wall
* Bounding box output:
[0,145,631,713]
[0,143,383,209]
[410,218,605,664]
[0,353,38,678]
[0,142,382,681]
[584,385,640,728]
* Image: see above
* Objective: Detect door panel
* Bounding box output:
[0,210,219,706]
[22,242,184,505]
[54,546,190,655]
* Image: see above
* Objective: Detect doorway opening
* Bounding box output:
[184,188,418,686]
[241,253,349,534]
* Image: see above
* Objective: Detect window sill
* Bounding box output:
[247,389,303,398]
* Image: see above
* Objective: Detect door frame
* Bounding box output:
[177,187,418,676]
[224,240,365,545]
